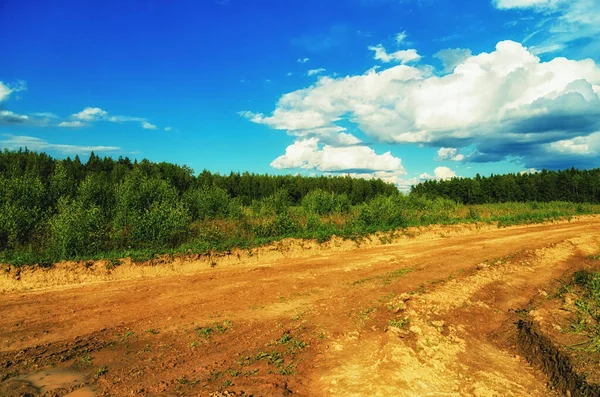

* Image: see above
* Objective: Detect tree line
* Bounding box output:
[0,149,396,261]
[411,169,600,204]
[1,149,598,266]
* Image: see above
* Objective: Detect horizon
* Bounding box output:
[1,0,599,190]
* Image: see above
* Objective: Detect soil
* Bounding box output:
[1,217,600,396]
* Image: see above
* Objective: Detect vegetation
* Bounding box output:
[557,271,600,352]
[1,149,599,267]
[411,168,600,204]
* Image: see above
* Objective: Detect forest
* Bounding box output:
[410,169,600,204]
[1,149,599,266]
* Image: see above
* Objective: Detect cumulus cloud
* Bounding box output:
[0,135,120,154]
[369,44,422,64]
[307,68,326,76]
[165,126,173,131]
[270,138,405,183]
[297,57,310,64]
[437,147,465,161]
[71,107,108,122]
[0,110,29,125]
[142,121,157,130]
[420,166,457,180]
[242,40,600,170]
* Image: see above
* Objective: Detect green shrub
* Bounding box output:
[0,175,46,249]
[302,189,350,215]
[50,198,107,258]
[184,186,231,221]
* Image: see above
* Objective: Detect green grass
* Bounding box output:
[561,271,600,352]
[2,200,598,268]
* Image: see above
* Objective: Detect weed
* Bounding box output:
[122,330,135,338]
[389,317,410,328]
[80,354,93,364]
[145,328,159,335]
[95,365,108,378]
[196,326,214,338]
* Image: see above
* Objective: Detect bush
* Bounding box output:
[50,198,107,258]
[253,188,291,216]
[302,189,350,215]
[357,194,408,229]
[0,175,46,249]
[126,200,191,248]
[184,186,231,221]
[112,171,190,248]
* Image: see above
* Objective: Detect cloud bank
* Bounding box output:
[242,40,600,179]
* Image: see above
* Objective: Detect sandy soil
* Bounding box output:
[1,217,599,396]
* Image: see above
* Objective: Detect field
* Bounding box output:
[1,216,600,396]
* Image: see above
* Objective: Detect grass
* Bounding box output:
[94,365,108,378]
[560,271,600,352]
[3,200,598,268]
[389,317,410,329]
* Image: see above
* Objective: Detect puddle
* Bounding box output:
[0,368,96,397]
[23,369,84,392]
[65,387,97,396]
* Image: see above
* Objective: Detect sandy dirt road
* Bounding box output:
[1,217,600,396]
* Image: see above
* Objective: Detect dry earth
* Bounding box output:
[1,217,600,396]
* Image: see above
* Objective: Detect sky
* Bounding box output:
[1,0,599,190]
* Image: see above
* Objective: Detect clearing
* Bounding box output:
[1,216,600,396]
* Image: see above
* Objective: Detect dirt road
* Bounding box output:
[1,217,600,396]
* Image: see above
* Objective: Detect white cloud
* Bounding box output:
[142,121,157,130]
[493,0,553,9]
[0,135,120,154]
[0,110,29,124]
[297,57,310,64]
[270,137,405,177]
[395,31,408,45]
[58,121,86,128]
[69,107,157,130]
[0,80,26,103]
[437,147,465,161]
[307,68,326,76]
[420,166,457,180]
[242,40,600,169]
[0,82,12,103]
[369,44,421,64]
[434,166,456,180]
[164,126,172,131]
[0,81,30,124]
[519,168,540,175]
[71,107,108,121]
[496,0,600,56]
[546,133,600,155]
[434,48,472,73]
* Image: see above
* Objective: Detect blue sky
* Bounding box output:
[1,0,599,189]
